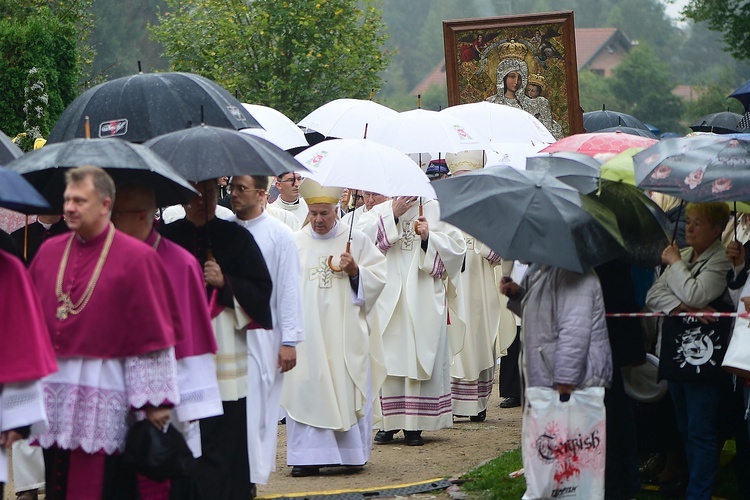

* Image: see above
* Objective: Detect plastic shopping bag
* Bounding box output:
[522,386,606,499]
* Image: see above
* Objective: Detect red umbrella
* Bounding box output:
[540,131,658,158]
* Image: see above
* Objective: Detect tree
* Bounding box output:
[683,0,750,61]
[577,70,622,114]
[609,44,684,132]
[152,0,391,122]
[0,7,80,137]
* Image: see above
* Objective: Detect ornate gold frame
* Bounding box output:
[443,11,583,136]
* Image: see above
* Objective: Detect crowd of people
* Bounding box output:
[3,151,750,500]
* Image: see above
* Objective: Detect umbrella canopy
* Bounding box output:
[5,138,198,211]
[634,134,750,202]
[48,72,261,144]
[367,108,487,154]
[294,139,436,199]
[598,126,658,139]
[525,152,602,194]
[240,103,308,151]
[144,125,306,182]
[591,180,671,267]
[599,148,645,185]
[730,79,750,110]
[298,98,398,139]
[0,167,50,214]
[689,111,744,134]
[540,131,658,158]
[440,101,555,146]
[0,129,23,165]
[583,109,651,132]
[432,166,625,273]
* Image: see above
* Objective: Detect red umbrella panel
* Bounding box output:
[540,131,658,159]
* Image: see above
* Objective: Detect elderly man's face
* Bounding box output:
[308,203,337,235]
[363,191,388,211]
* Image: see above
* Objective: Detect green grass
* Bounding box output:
[459,445,741,499]
[460,448,526,499]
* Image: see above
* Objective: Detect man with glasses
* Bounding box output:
[160,179,273,499]
[270,172,308,225]
[227,175,304,490]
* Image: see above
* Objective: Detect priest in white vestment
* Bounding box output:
[270,172,308,225]
[282,179,387,477]
[356,194,466,446]
[228,175,305,486]
[443,151,509,420]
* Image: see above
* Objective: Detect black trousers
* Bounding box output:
[499,327,522,400]
[604,368,641,500]
[188,398,253,500]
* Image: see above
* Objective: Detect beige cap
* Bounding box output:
[446,150,486,174]
[299,178,343,205]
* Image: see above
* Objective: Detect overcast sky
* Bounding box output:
[661,0,689,22]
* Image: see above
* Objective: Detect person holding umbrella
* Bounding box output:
[358,190,466,446]
[281,179,386,476]
[28,166,181,499]
[159,179,273,499]
[645,202,734,500]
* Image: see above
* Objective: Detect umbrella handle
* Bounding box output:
[327,241,351,272]
[414,203,423,235]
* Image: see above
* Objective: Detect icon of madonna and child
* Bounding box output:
[463,34,566,139]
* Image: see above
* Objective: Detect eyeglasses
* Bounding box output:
[277,176,304,185]
[227,184,262,194]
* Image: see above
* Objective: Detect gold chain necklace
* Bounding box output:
[55,224,115,321]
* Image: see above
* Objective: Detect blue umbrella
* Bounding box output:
[0,166,50,213]
[730,79,750,110]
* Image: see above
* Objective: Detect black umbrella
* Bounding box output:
[144,125,307,182]
[48,72,261,144]
[0,130,23,165]
[689,111,744,134]
[433,166,625,274]
[598,126,658,139]
[5,138,198,212]
[0,167,50,213]
[590,180,671,267]
[583,109,650,133]
[525,152,602,195]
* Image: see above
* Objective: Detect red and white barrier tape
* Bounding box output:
[605,311,749,318]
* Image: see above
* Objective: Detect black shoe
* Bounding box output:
[470,409,487,422]
[404,430,424,446]
[291,466,320,477]
[374,429,399,444]
[499,397,521,408]
[250,483,257,499]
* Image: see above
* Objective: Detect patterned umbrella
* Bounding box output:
[634,134,750,202]
[540,131,658,159]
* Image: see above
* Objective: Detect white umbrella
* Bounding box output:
[298,98,397,139]
[294,139,436,199]
[240,103,308,151]
[441,101,556,147]
[367,108,487,154]
[485,142,549,170]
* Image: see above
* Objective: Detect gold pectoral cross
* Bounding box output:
[57,294,72,321]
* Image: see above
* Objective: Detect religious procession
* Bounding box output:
[2,46,750,500]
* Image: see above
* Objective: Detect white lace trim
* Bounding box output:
[125,348,180,409]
